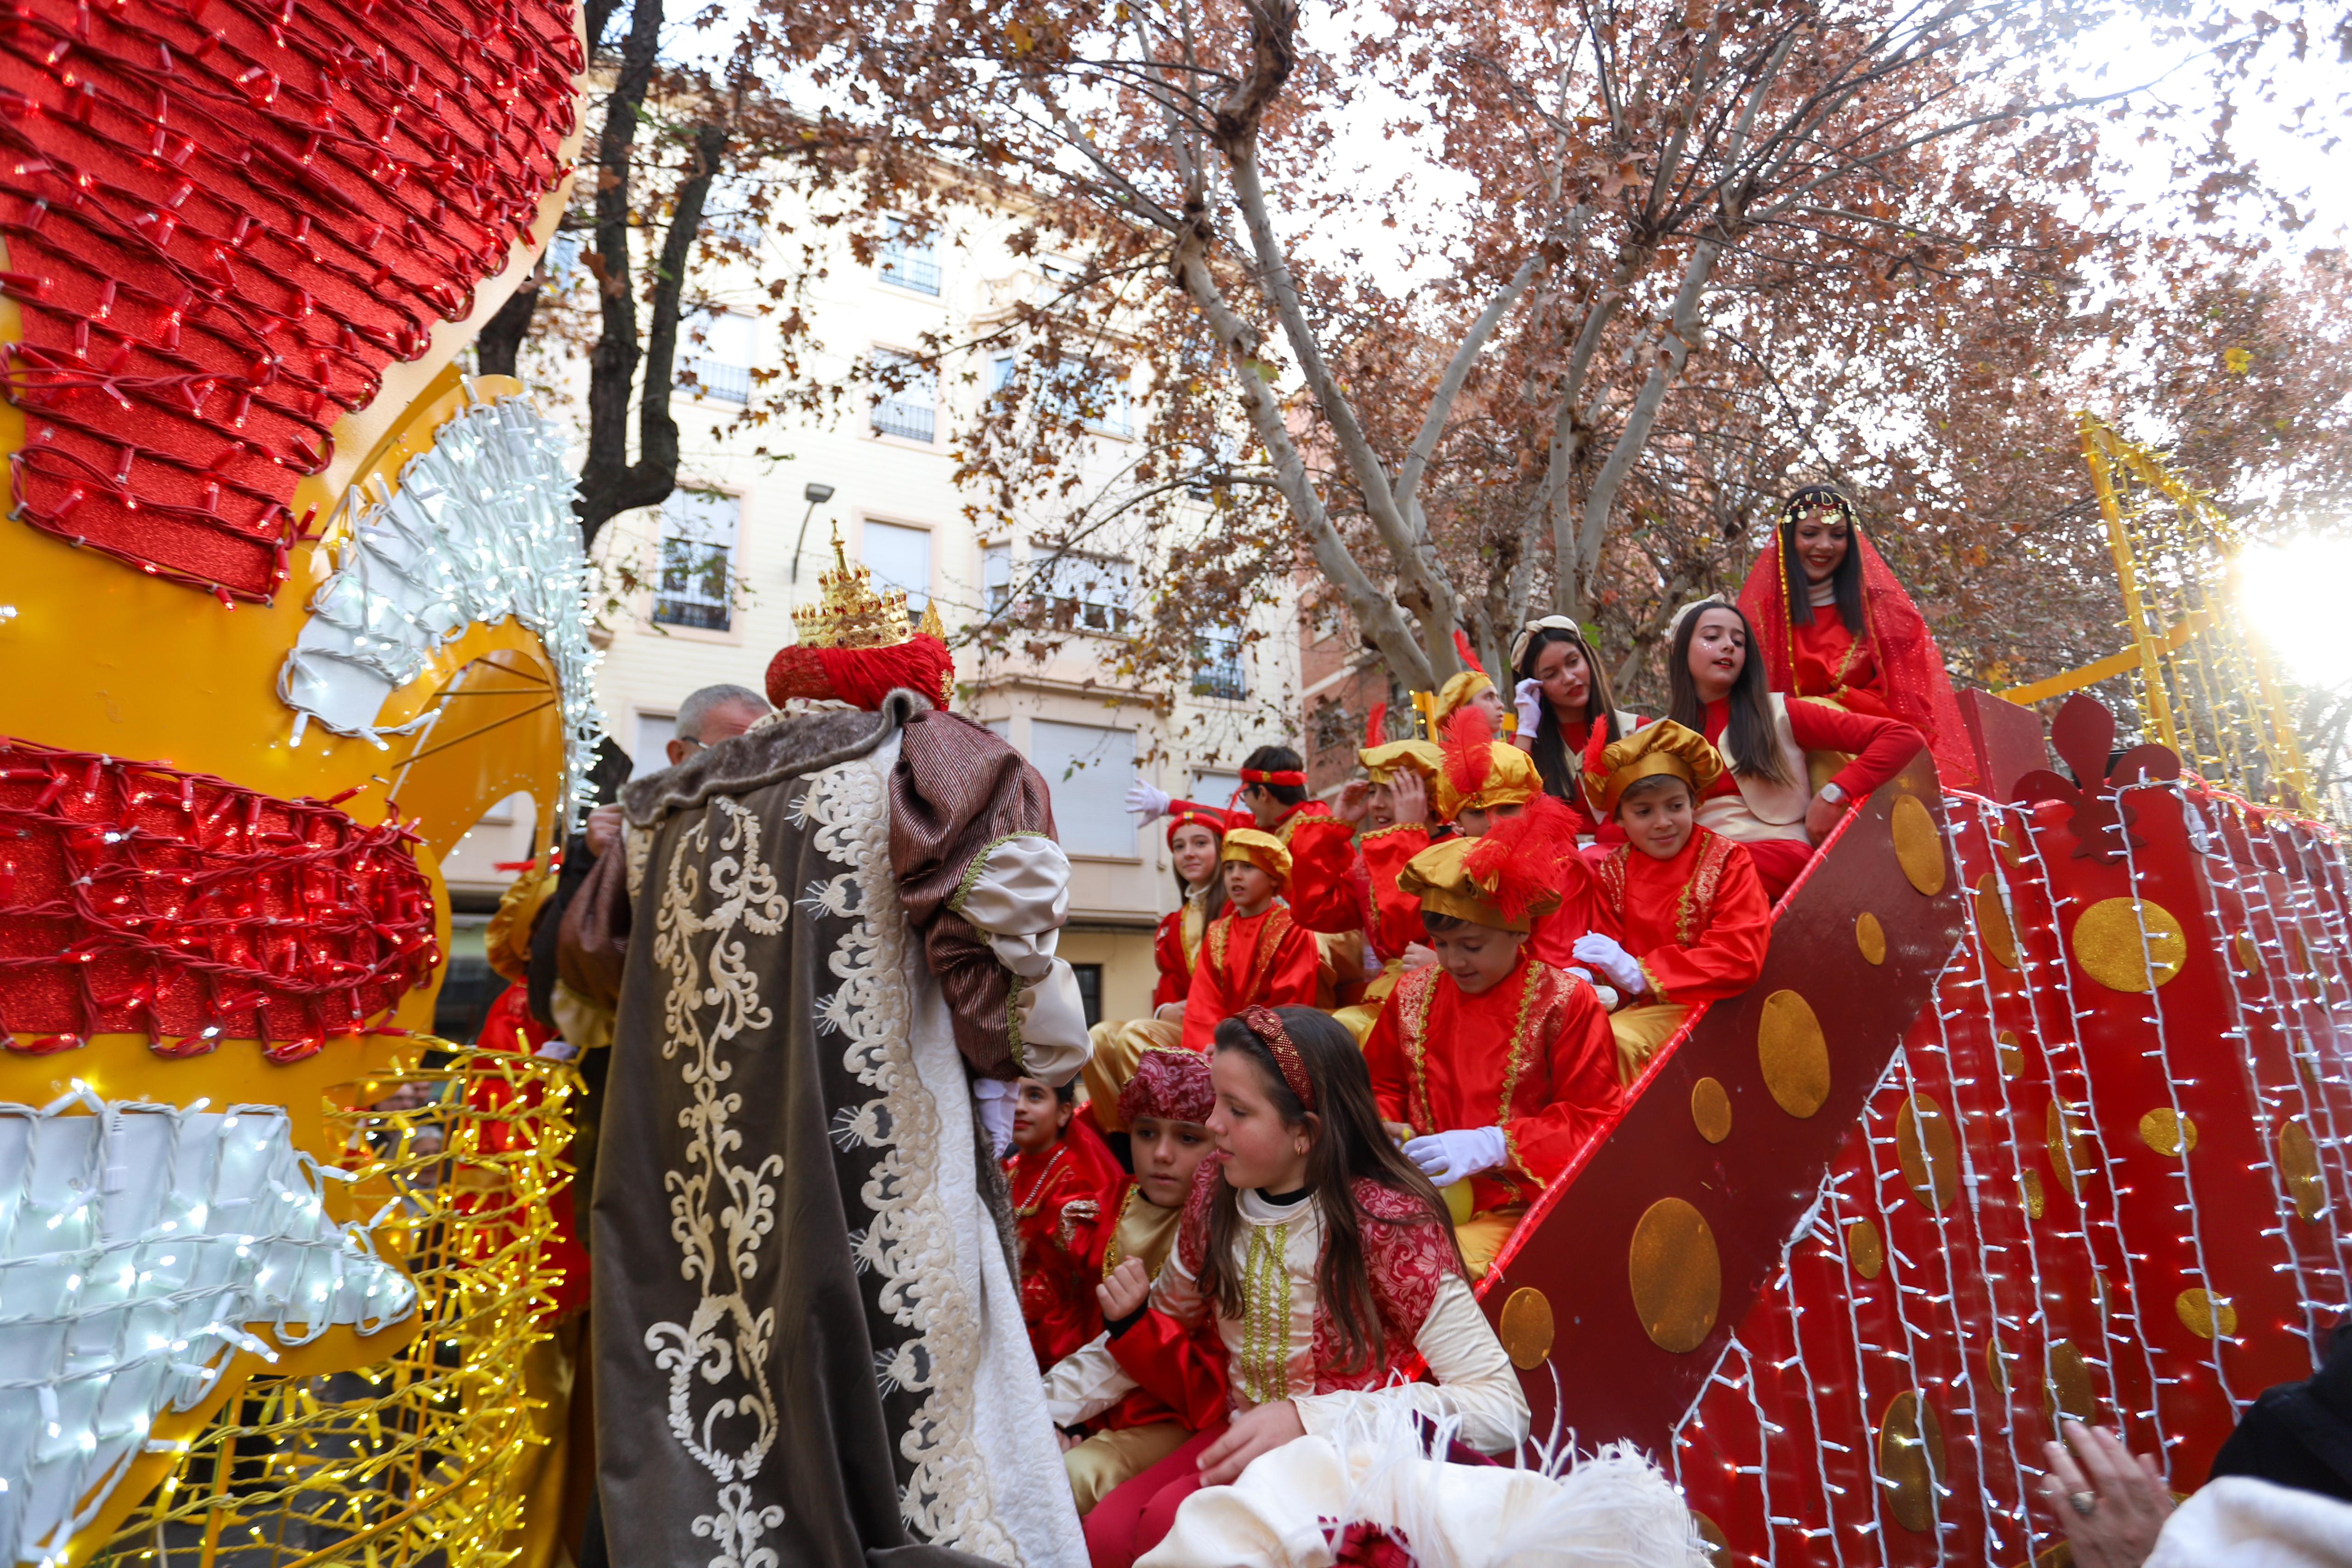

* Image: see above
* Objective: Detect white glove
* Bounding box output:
[1513,677,1545,735]
[1403,1126,1509,1188]
[1572,932,1647,997]
[973,1077,1017,1159]
[1125,779,1174,819]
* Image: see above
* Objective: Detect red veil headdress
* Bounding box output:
[1737,513,1977,790]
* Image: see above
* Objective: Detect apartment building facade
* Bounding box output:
[437,185,1306,1033]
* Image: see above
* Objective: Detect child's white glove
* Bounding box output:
[1125,780,1174,819]
[1567,965,1622,1011]
[1572,932,1647,997]
[973,1077,1017,1158]
[1403,1126,1509,1187]
[1513,677,1546,735]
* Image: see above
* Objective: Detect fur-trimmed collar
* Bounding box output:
[618,688,934,827]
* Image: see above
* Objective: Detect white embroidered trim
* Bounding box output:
[799,756,1018,1562]
[645,796,792,1568]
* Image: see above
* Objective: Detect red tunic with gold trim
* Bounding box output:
[1179,902,1322,1051]
[1007,1115,1128,1371]
[1590,827,1772,1006]
[1150,891,1215,1009]
[1079,1182,1227,1436]
[1357,823,1436,957]
[1362,958,1624,1214]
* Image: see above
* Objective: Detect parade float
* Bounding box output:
[0,5,2346,1568]
[0,1,596,1564]
[1480,418,2352,1566]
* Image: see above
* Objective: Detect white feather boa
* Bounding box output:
[1136,1403,1708,1568]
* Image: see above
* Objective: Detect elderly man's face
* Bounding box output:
[667,700,768,766]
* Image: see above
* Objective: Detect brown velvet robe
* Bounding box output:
[587,694,1086,1568]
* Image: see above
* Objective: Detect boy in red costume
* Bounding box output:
[1364,796,1624,1279]
[1569,722,1773,1081]
[1082,804,1228,1131]
[1235,744,1369,1004]
[1178,827,1322,1051]
[1057,1048,1224,1512]
[1436,711,1605,976]
[1006,1075,1129,1370]
[1328,734,1444,1042]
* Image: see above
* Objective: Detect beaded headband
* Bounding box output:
[1782,489,1855,531]
[1241,1004,1315,1111]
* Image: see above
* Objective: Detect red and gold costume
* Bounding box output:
[1695,694,1922,901]
[1177,902,1322,1051]
[1083,804,1231,1129]
[1438,714,1600,970]
[1056,1049,1225,1512]
[1364,959,1621,1256]
[1008,1113,1130,1371]
[1736,492,1977,790]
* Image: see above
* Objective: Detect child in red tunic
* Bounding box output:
[1007,1075,1130,1371]
[1083,805,1230,1129]
[1364,795,1625,1280]
[1055,1048,1225,1512]
[1056,1007,1528,1568]
[1178,828,1322,1051]
[1569,722,1773,1081]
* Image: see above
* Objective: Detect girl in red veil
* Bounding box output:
[1737,484,1978,791]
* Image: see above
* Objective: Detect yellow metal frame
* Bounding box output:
[1996,412,2318,815]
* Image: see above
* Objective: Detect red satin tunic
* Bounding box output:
[1179,903,1322,1051]
[1589,827,1772,1007]
[1363,957,1625,1214]
[1007,1116,1129,1371]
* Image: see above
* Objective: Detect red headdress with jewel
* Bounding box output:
[1118,1045,1216,1126]
[1162,799,1233,848]
[767,528,956,712]
[1736,489,1975,789]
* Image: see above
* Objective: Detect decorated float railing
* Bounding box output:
[1479,690,2352,1566]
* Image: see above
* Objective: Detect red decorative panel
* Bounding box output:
[0,0,580,600]
[0,738,438,1059]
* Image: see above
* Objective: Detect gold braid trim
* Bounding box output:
[1359,823,1426,844]
[1596,844,1630,921]
[1246,905,1299,999]
[1673,831,1734,948]
[1493,961,1551,1126]
[1399,968,1441,1134]
[1102,1185,1142,1280]
[946,830,1054,917]
[1208,912,1232,974]
[1237,1222,1294,1406]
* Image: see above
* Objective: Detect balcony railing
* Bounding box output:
[879,246,941,296]
[679,358,750,404]
[654,539,732,631]
[873,397,936,444]
[1192,638,1246,701]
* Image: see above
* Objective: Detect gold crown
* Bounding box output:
[793,527,942,649]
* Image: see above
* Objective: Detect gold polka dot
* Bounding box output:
[1856,911,1887,965]
[1692,1512,1731,1568]
[2045,1340,2098,1427]
[1690,1077,1732,1145]
[2281,1118,2326,1222]
[1897,1094,1960,1212]
[2176,1287,2237,1340]
[1988,1341,2012,1399]
[2290,930,2313,976]
[1498,1287,1555,1370]
[1757,990,1831,1118]
[1628,1197,1721,1354]
[1973,874,2019,970]
[2047,1100,2092,1198]
[1878,1390,1947,1533]
[1996,1029,2025,1078]
[2139,1108,2198,1158]
[2019,1167,2047,1219]
[2234,934,2261,976]
[2070,897,2188,992]
[1847,1217,1885,1280]
[1892,795,1947,896]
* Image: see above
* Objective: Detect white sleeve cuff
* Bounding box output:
[952,834,1072,977]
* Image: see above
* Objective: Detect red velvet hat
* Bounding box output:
[766,528,956,711]
[1118,1045,1215,1126]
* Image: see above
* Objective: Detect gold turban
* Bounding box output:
[1433,669,1495,726]
[1583,720,1726,818]
[1220,826,1293,885]
[1435,740,1543,823]
[1359,739,1443,786]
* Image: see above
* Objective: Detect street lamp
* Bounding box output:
[790,482,836,585]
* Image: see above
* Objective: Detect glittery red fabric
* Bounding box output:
[1117,1042,1214,1125]
[0,739,438,1059]
[763,634,954,712]
[0,0,580,600]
